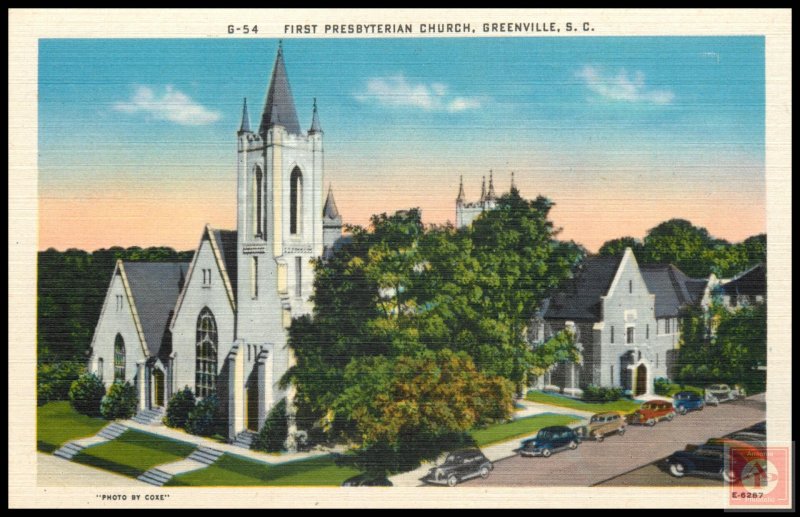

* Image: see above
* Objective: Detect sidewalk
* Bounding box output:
[513,398,594,420]
[123,419,346,467]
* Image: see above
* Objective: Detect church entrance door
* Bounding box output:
[246,387,259,432]
[153,369,165,407]
[634,363,648,397]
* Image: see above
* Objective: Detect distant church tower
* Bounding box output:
[230,44,333,444]
[455,170,504,228]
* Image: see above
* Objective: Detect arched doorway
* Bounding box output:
[153,369,165,408]
[635,363,648,397]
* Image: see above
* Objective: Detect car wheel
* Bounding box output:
[447,474,458,487]
[569,440,578,450]
[666,412,675,421]
[594,433,604,443]
[542,447,552,458]
[480,466,490,479]
[618,428,626,436]
[722,468,738,483]
[669,463,687,478]
[679,406,687,415]
[647,419,656,427]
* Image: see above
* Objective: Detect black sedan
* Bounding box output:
[664,443,738,482]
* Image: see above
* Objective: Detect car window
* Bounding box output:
[697,448,722,458]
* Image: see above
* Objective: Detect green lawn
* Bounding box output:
[37,401,108,453]
[166,453,361,487]
[525,391,641,414]
[72,429,196,478]
[470,414,580,447]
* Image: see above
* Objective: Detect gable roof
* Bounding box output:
[121,261,189,357]
[259,45,301,135]
[544,255,623,321]
[722,263,766,297]
[640,264,704,318]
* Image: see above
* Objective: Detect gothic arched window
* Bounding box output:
[254,166,264,238]
[290,167,303,235]
[114,334,125,382]
[195,308,218,398]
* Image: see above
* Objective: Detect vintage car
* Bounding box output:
[664,442,738,482]
[519,426,581,457]
[341,474,393,487]
[423,449,493,487]
[705,384,743,403]
[742,421,766,436]
[585,412,626,442]
[673,391,705,414]
[628,400,676,426]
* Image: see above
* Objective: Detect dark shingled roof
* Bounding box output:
[640,264,704,318]
[544,256,623,321]
[123,262,189,357]
[259,46,301,135]
[722,263,766,297]
[211,229,238,303]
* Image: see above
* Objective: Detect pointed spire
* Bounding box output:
[309,97,322,134]
[456,175,465,204]
[487,169,497,200]
[259,44,301,135]
[323,184,341,221]
[510,171,516,191]
[480,176,486,202]
[239,97,251,133]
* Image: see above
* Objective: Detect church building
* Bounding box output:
[87,45,343,447]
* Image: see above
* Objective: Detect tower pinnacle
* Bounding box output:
[456,175,465,204]
[239,97,251,133]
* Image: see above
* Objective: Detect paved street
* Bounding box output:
[460,396,765,487]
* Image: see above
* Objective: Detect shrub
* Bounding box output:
[100,381,139,420]
[653,377,672,396]
[165,387,196,428]
[582,385,624,403]
[38,361,86,406]
[185,395,219,436]
[252,399,288,453]
[69,372,106,417]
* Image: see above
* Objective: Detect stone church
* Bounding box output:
[88,45,342,447]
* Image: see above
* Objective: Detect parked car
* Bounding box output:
[673,391,705,415]
[726,432,767,448]
[705,384,743,403]
[519,426,581,457]
[341,474,393,487]
[742,421,766,436]
[628,400,676,426]
[585,412,626,442]
[664,442,738,482]
[423,449,493,487]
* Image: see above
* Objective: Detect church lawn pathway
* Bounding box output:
[72,429,196,478]
[470,413,581,447]
[37,401,108,453]
[525,391,642,414]
[165,453,361,487]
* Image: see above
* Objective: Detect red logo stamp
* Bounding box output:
[727,445,790,507]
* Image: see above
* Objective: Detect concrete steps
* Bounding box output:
[187,446,225,465]
[53,441,86,460]
[137,467,172,487]
[232,431,256,450]
[53,422,128,460]
[97,422,128,440]
[132,407,165,426]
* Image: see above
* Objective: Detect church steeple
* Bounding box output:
[486,169,497,200]
[239,97,251,133]
[259,43,301,135]
[510,171,516,191]
[308,98,322,134]
[480,176,486,202]
[322,184,341,222]
[456,175,465,204]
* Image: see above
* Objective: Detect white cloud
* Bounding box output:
[576,65,675,105]
[356,74,481,112]
[114,86,221,125]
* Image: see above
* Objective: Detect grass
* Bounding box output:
[526,390,642,414]
[37,401,108,453]
[72,429,196,478]
[470,413,580,447]
[166,453,361,487]
[657,383,705,397]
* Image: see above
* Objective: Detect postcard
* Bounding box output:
[8,8,792,509]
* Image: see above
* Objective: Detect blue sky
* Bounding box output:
[39,37,765,251]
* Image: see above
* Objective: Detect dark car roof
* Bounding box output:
[540,426,573,433]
